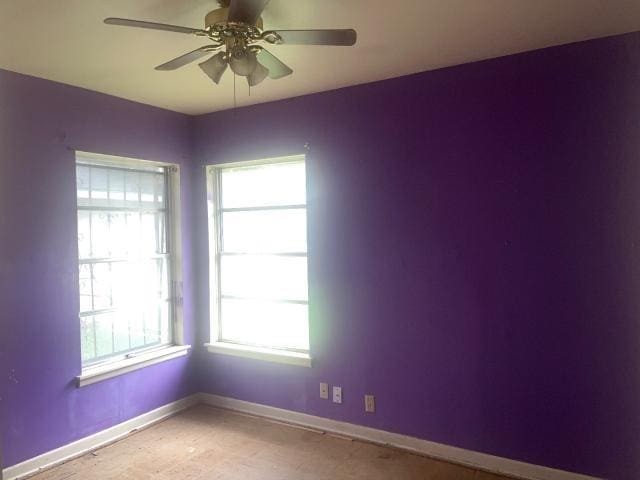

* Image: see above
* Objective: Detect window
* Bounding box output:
[206,156,310,366]
[75,152,187,383]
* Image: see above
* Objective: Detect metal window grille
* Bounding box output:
[76,161,173,365]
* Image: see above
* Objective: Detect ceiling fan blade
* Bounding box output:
[199,52,228,84]
[268,29,357,46]
[247,61,269,87]
[227,0,270,25]
[104,17,204,35]
[256,48,292,79]
[155,47,214,71]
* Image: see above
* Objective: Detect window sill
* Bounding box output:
[77,345,191,387]
[205,342,312,367]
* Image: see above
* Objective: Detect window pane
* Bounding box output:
[92,263,113,310]
[140,172,156,204]
[76,159,173,366]
[76,165,90,200]
[79,264,92,312]
[77,210,91,258]
[80,211,165,260]
[221,161,306,208]
[125,170,141,205]
[221,255,307,301]
[77,166,164,209]
[111,258,168,309]
[81,258,167,315]
[129,308,146,349]
[82,302,170,364]
[80,317,96,362]
[113,313,131,353]
[90,167,109,204]
[95,312,115,358]
[223,209,306,253]
[144,304,162,346]
[141,212,166,255]
[90,211,110,257]
[221,298,309,350]
[108,212,128,257]
[108,169,126,206]
[124,212,142,256]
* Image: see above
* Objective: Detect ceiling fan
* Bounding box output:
[104,0,357,87]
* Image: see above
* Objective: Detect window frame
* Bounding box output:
[205,154,312,367]
[74,151,189,387]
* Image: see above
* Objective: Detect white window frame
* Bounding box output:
[74,151,190,387]
[205,154,312,367]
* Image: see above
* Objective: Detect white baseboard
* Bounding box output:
[2,393,601,480]
[2,394,200,480]
[199,393,601,480]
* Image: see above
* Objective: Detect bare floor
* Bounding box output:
[30,405,511,480]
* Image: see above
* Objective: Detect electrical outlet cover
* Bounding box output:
[365,394,375,413]
[332,386,342,404]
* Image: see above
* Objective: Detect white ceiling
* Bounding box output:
[1,0,640,115]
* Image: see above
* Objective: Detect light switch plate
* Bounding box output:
[320,382,329,399]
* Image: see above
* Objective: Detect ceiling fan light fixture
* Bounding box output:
[229,49,258,76]
[199,52,228,84]
[247,60,269,86]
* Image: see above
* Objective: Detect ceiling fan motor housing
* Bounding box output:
[205,8,263,30]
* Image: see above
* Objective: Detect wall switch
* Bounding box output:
[320,382,329,399]
[332,386,342,404]
[365,394,375,413]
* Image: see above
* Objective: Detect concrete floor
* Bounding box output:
[29,405,513,479]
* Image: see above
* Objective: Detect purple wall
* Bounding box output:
[3,31,640,480]
[0,70,198,468]
[193,33,640,480]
